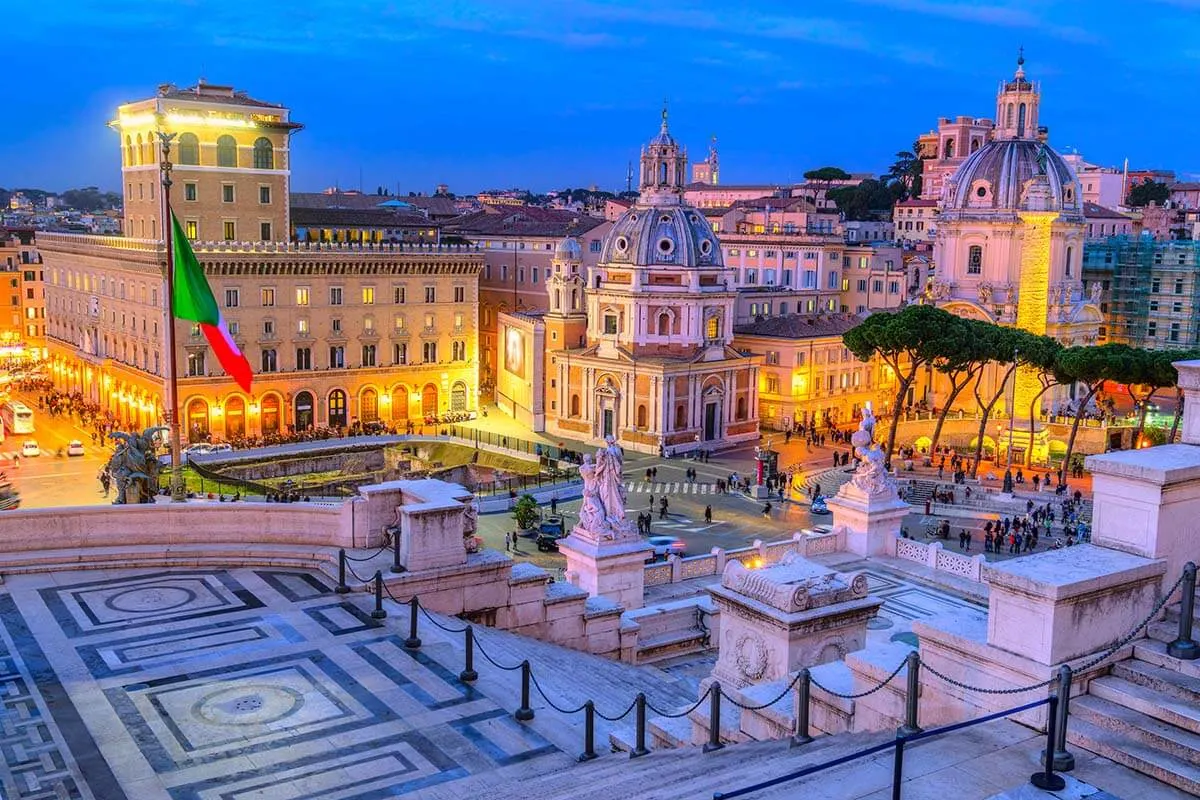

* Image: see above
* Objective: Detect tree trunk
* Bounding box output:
[928,374,971,455]
[1132,388,1158,446]
[884,374,916,470]
[1062,385,1100,478]
[1025,382,1056,468]
[969,366,1014,479]
[1169,388,1184,443]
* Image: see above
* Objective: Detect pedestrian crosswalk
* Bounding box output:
[625,481,717,495]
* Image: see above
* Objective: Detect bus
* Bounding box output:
[1,401,34,434]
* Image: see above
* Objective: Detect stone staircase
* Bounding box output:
[808,466,855,498]
[1066,588,1200,795]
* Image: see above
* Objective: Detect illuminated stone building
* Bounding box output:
[39,83,483,440]
[929,55,1101,465]
[0,228,45,357]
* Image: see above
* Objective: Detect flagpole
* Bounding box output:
[155,122,185,502]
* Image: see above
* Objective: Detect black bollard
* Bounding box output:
[704,683,724,752]
[791,668,813,746]
[579,700,597,762]
[1030,695,1066,791]
[891,737,906,800]
[1050,665,1075,771]
[515,661,535,721]
[371,571,387,619]
[897,651,922,737]
[1168,562,1199,660]
[335,548,350,594]
[390,525,404,574]
[404,597,421,650]
[631,693,649,758]
[460,626,478,683]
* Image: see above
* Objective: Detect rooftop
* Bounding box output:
[1083,202,1131,220]
[156,81,285,109]
[289,206,434,228]
[444,206,606,238]
[734,313,862,340]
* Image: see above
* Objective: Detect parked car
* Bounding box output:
[66,440,85,457]
[810,496,830,515]
[646,535,686,559]
[536,533,561,552]
[20,440,40,457]
[182,443,212,456]
[207,443,233,453]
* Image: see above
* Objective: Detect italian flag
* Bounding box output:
[171,213,253,392]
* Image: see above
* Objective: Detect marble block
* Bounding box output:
[557,535,651,611]
[827,480,910,558]
[982,544,1165,665]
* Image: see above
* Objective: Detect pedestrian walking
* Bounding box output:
[550,495,558,515]
[761,502,772,517]
[704,505,712,524]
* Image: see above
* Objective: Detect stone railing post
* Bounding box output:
[792,531,807,558]
[669,554,683,583]
[712,547,726,574]
[971,553,987,582]
[754,539,767,560]
[927,541,942,570]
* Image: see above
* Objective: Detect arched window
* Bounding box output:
[636,404,647,428]
[125,135,134,167]
[178,133,199,166]
[225,396,245,438]
[971,138,981,153]
[1017,103,1027,138]
[252,137,274,169]
[1065,246,1073,278]
[216,135,237,168]
[570,289,579,310]
[295,391,314,430]
[675,404,687,430]
[261,394,280,434]
[328,389,347,427]
[705,315,720,341]
[570,394,581,417]
[943,139,955,159]
[553,289,561,311]
[967,245,983,275]
[659,162,668,185]
[451,382,468,412]
[186,398,209,442]
[361,388,378,422]
[134,134,143,166]
[1006,103,1015,127]
[657,312,670,336]
[736,396,748,421]
[390,386,408,421]
[421,383,438,415]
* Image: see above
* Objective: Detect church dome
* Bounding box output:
[555,236,582,261]
[943,138,1082,215]
[600,204,722,268]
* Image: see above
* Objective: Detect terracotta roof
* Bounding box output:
[290,192,460,219]
[1083,202,1130,220]
[290,207,434,228]
[731,196,819,213]
[159,83,284,109]
[443,207,605,238]
[895,198,938,207]
[734,313,862,340]
[1170,182,1200,191]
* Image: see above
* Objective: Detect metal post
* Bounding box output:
[704,683,724,752]
[1051,665,1075,771]
[390,524,404,573]
[891,737,906,800]
[335,549,350,594]
[404,597,421,650]
[579,700,597,762]
[371,571,387,619]
[897,651,922,737]
[631,693,649,758]
[515,661,535,721]
[460,626,478,683]
[790,668,813,746]
[155,127,185,503]
[1030,695,1066,791]
[1168,562,1199,660]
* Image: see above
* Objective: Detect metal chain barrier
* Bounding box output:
[342,542,391,562]
[344,561,377,586]
[379,583,414,606]
[414,600,469,634]
[810,653,908,699]
[528,670,590,715]
[595,697,639,722]
[471,633,525,672]
[724,671,804,712]
[646,685,714,718]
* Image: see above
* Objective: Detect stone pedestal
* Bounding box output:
[359,479,473,571]
[999,419,1052,469]
[827,480,910,558]
[705,555,882,690]
[558,534,652,610]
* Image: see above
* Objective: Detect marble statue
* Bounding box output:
[848,406,895,498]
[107,426,168,504]
[977,283,993,305]
[1036,142,1050,176]
[577,456,606,533]
[1089,281,1103,305]
[576,438,635,540]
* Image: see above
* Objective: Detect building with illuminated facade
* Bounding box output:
[929,55,1101,465]
[0,229,45,358]
[38,82,483,440]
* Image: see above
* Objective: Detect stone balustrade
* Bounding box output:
[642,529,847,587]
[893,536,986,582]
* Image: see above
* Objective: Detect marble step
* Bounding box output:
[1070,694,1200,766]
[1087,675,1200,736]
[1165,600,1200,626]
[1147,620,1185,645]
[1111,658,1200,705]
[1067,717,1200,796]
[1132,639,1200,681]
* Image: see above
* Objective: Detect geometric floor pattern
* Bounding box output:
[0,568,560,799]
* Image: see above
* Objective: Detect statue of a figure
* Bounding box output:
[577,456,605,532]
[1036,143,1050,176]
[107,426,168,504]
[601,435,627,519]
[977,283,993,305]
[1089,281,1103,305]
[847,405,895,498]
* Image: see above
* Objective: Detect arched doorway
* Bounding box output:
[295,391,314,431]
[390,386,408,422]
[225,396,245,439]
[450,382,467,412]
[421,384,438,416]
[360,388,379,422]
[261,394,281,435]
[187,398,209,442]
[328,389,348,428]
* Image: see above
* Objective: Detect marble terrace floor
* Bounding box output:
[0,568,562,799]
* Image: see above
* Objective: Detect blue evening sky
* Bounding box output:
[6,0,1200,194]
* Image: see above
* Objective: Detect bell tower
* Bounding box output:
[638,104,688,204]
[994,49,1040,140]
[545,237,588,351]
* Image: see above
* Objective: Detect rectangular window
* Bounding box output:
[765,351,780,366]
[295,287,309,306]
[857,279,867,292]
[1175,279,1185,295]
[425,287,436,303]
[1151,279,1161,293]
[589,239,601,253]
[393,343,407,364]
[872,280,884,292]
[423,342,437,363]
[889,281,899,294]
[828,271,838,289]
[1173,302,1183,313]
[261,287,275,307]
[362,287,375,305]
[261,349,277,372]
[802,270,816,289]
[394,315,405,331]
[362,344,377,366]
[332,318,342,334]
[329,287,343,306]
[187,351,205,377]
[222,184,235,203]
[1150,300,1160,312]
[329,346,344,368]
[260,222,271,241]
[184,183,197,201]
[298,319,309,334]
[223,221,236,241]
[454,311,464,329]
[1148,321,1158,338]
[1170,323,1181,342]
[295,347,312,370]
[224,288,239,308]
[604,314,618,335]
[185,220,198,240]
[263,319,274,335]
[454,286,465,303]
[393,286,406,304]
[259,186,271,204]
[765,374,780,394]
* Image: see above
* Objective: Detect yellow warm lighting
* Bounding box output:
[1013,211,1055,422]
[249,403,259,414]
[212,406,224,417]
[380,395,391,405]
[117,111,258,130]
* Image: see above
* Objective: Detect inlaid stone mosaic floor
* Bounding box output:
[0,568,560,799]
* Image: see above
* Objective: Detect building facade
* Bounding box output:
[1084,238,1200,350]
[0,229,45,357]
[918,116,995,202]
